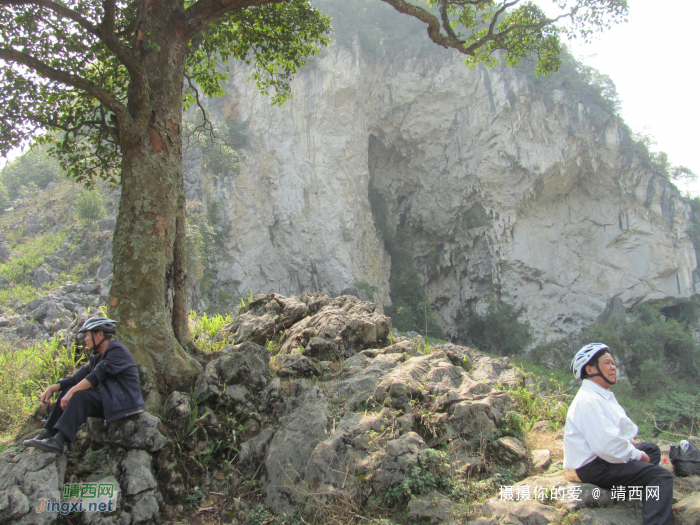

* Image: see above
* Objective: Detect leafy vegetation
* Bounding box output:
[187,310,233,352]
[0,337,84,444]
[460,298,531,356]
[526,301,700,438]
[0,144,60,200]
[75,190,107,223]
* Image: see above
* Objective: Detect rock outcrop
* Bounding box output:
[7,292,700,525]
[184,7,698,344]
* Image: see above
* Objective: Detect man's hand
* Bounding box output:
[40,384,60,405]
[60,388,74,410]
[640,451,650,463]
[59,378,93,410]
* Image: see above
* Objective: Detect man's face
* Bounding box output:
[85,330,104,352]
[587,352,617,386]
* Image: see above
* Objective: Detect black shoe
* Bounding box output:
[36,428,58,440]
[24,432,66,455]
[22,428,58,447]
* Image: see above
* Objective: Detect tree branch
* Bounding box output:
[0,47,129,128]
[98,0,149,105]
[180,0,282,42]
[439,0,458,41]
[0,0,148,111]
[380,0,471,54]
[0,0,101,37]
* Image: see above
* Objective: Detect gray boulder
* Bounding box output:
[275,354,321,377]
[120,450,157,496]
[408,491,459,525]
[276,295,391,359]
[162,392,191,434]
[194,341,271,400]
[264,380,328,513]
[87,413,166,452]
[0,447,67,525]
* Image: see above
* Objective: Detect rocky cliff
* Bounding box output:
[184,10,698,345]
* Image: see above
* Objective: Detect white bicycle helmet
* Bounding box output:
[79,316,117,334]
[571,343,610,380]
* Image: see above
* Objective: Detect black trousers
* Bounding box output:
[576,442,673,525]
[44,388,104,442]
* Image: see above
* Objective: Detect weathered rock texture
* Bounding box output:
[185,26,698,344]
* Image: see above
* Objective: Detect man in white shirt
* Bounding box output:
[563,343,673,525]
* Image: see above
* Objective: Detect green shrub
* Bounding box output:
[460,298,531,356]
[76,190,106,222]
[1,145,60,199]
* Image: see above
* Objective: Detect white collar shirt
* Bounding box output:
[563,379,642,469]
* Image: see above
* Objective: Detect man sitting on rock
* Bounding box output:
[23,316,145,455]
[564,343,673,525]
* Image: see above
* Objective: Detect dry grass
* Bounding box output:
[525,427,564,464]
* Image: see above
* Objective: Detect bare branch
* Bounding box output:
[0,47,130,128]
[180,0,282,42]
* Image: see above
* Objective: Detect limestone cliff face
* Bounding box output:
[184,41,698,344]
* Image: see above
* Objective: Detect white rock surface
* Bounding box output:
[185,37,698,344]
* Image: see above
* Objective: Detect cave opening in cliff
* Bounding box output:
[367,134,445,338]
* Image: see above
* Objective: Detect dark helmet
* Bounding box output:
[79,316,117,334]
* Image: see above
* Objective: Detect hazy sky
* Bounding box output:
[3,0,699,195]
[543,0,700,195]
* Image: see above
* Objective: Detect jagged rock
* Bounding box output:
[239,427,276,467]
[0,486,30,522]
[482,499,564,525]
[0,447,67,525]
[448,438,483,476]
[87,413,166,452]
[216,293,317,346]
[120,450,157,496]
[129,490,160,525]
[162,392,191,434]
[78,474,120,525]
[275,354,321,377]
[277,295,390,358]
[264,380,328,513]
[32,264,55,287]
[531,450,551,473]
[491,437,528,463]
[675,493,700,525]
[407,491,459,524]
[369,432,427,487]
[194,341,271,400]
[29,301,67,324]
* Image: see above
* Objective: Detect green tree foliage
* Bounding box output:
[1,145,60,199]
[75,190,107,222]
[460,298,531,355]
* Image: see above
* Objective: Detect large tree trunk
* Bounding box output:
[109,1,201,400]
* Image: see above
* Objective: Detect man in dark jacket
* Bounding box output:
[23,316,145,455]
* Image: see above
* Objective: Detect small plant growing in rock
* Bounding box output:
[246,504,273,525]
[382,448,452,506]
